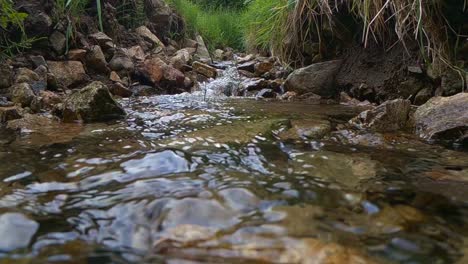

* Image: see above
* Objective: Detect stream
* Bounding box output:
[0,68,468,263]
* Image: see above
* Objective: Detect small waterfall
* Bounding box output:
[197,66,242,100]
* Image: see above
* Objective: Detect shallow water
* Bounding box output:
[0,93,468,263]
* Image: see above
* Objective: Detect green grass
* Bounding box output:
[166,0,245,50]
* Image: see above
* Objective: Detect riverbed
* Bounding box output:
[0,93,467,263]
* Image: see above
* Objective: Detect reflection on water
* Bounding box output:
[0,93,467,263]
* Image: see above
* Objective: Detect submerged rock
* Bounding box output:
[279,119,332,140]
[349,99,411,132]
[62,81,126,122]
[414,93,468,143]
[0,213,39,251]
[284,60,342,97]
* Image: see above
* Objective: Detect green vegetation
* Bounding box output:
[169,0,467,70]
[0,0,36,59]
[167,0,245,50]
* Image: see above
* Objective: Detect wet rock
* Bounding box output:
[414,93,468,142]
[192,61,217,78]
[284,60,342,97]
[0,106,22,123]
[256,89,276,98]
[14,67,40,84]
[414,87,432,105]
[9,83,35,107]
[279,119,332,140]
[194,35,211,63]
[140,56,166,84]
[47,61,88,88]
[349,99,411,132]
[67,49,87,61]
[237,61,256,73]
[109,49,134,75]
[135,26,165,49]
[132,85,160,96]
[49,31,67,54]
[238,69,255,78]
[369,205,425,234]
[110,83,133,98]
[0,213,39,251]
[240,78,268,92]
[279,91,297,101]
[62,81,125,122]
[86,45,109,74]
[0,65,12,89]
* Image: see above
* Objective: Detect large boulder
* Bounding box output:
[284,60,342,98]
[349,99,411,132]
[414,93,468,143]
[47,61,88,88]
[62,81,126,122]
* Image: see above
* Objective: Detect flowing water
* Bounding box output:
[0,70,468,263]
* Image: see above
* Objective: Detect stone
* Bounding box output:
[126,45,146,61]
[441,70,465,96]
[9,83,35,107]
[0,65,12,89]
[132,85,159,96]
[0,106,22,123]
[414,93,468,143]
[110,82,133,98]
[0,97,13,107]
[47,73,59,91]
[62,81,126,122]
[47,61,88,88]
[110,71,122,83]
[30,55,46,68]
[86,45,109,74]
[24,11,52,37]
[255,60,274,75]
[213,49,224,61]
[408,65,423,74]
[170,49,192,70]
[67,49,87,61]
[192,61,217,78]
[279,91,297,101]
[349,99,411,132]
[88,32,114,50]
[256,89,276,98]
[194,35,211,63]
[237,61,256,73]
[109,49,134,75]
[163,66,185,87]
[39,90,62,109]
[279,119,332,140]
[135,26,165,48]
[140,56,166,84]
[240,78,268,92]
[414,88,432,105]
[49,31,67,54]
[0,213,39,252]
[14,68,40,84]
[184,38,198,48]
[284,60,342,97]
